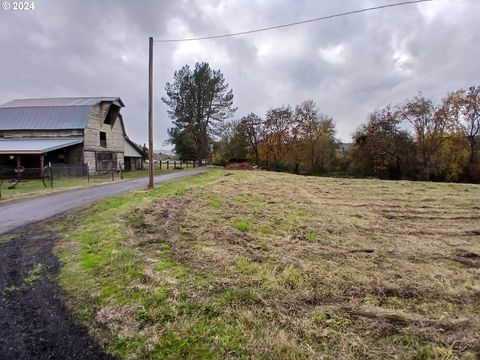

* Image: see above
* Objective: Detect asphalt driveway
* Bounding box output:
[0,169,206,235]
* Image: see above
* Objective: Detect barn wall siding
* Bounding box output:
[84,103,125,173]
[84,104,124,153]
[84,151,96,171]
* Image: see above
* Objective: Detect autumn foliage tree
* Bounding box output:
[400,93,448,180]
[450,86,480,181]
[212,100,338,175]
[261,106,293,170]
[351,106,414,179]
[293,100,337,174]
[350,86,480,183]
[194,76,479,183]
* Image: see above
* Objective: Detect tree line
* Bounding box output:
[351,88,480,182]
[212,100,338,175]
[163,62,479,183]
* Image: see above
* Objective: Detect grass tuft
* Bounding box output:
[233,219,250,232]
[24,263,44,285]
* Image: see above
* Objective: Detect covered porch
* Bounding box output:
[0,137,84,170]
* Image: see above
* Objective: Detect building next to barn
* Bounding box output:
[0,97,144,173]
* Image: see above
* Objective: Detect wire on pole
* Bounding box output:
[153,0,433,43]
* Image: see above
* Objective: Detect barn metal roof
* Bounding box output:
[0,97,124,131]
[1,97,124,108]
[0,106,92,130]
[0,137,83,154]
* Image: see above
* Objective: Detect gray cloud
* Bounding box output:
[0,0,478,145]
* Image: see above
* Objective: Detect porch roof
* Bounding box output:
[0,137,83,155]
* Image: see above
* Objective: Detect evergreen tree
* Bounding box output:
[162,62,236,163]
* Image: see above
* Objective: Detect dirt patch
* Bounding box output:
[96,304,141,336]
[0,222,112,360]
[450,250,480,268]
[224,162,254,170]
[454,250,480,259]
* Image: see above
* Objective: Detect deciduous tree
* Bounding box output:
[451,86,480,167]
[352,106,414,179]
[238,113,263,165]
[262,106,293,170]
[293,100,338,174]
[400,94,447,180]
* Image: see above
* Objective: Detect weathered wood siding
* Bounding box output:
[124,139,143,158]
[84,103,125,172]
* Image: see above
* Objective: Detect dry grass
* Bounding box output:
[58,170,480,359]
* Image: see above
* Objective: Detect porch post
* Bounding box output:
[16,155,21,168]
[40,155,45,175]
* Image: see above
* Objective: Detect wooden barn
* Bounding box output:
[0,97,144,173]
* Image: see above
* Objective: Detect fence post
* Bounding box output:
[167,160,169,170]
[186,161,188,169]
[0,179,3,199]
[174,160,176,169]
[119,162,123,180]
[193,160,195,168]
[159,160,162,170]
[86,162,90,183]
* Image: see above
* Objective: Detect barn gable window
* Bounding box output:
[104,104,120,126]
[100,131,107,147]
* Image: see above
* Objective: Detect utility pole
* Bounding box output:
[148,36,154,189]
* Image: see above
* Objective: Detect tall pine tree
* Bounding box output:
[162,62,236,163]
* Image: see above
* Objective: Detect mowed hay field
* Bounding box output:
[57,170,480,359]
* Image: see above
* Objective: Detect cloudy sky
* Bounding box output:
[0,0,478,147]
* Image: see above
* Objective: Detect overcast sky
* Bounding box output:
[0,0,478,147]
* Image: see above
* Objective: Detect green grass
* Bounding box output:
[0,233,16,244]
[233,218,250,232]
[24,263,44,285]
[57,170,480,359]
[0,178,88,201]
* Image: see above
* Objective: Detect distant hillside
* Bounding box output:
[154,148,175,156]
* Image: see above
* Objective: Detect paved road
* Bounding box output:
[0,169,206,235]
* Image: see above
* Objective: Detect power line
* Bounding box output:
[154,0,434,43]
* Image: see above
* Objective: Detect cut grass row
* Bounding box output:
[56,170,480,359]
